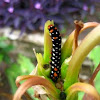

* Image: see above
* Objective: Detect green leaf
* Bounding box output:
[61,57,70,79]
[64,25,100,90]
[0,41,8,48]
[88,46,100,94]
[5,63,21,93]
[78,92,84,100]
[61,22,99,64]
[36,53,51,77]
[5,55,35,94]
[5,44,15,52]
[0,43,14,53]
[17,54,35,74]
[89,46,100,68]
[0,36,7,41]
[66,83,100,100]
[43,20,54,64]
[0,54,3,62]
[3,54,11,64]
[61,34,73,64]
[95,72,100,94]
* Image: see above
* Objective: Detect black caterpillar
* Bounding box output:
[48,25,61,82]
[60,91,66,100]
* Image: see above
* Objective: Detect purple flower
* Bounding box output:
[0,0,98,34]
[4,0,10,3]
[34,2,42,10]
[83,5,88,11]
[8,6,14,13]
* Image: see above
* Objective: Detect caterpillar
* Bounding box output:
[48,25,61,82]
[60,91,66,100]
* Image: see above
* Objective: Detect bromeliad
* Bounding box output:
[13,20,100,100]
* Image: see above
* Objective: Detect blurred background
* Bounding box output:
[0,0,100,100]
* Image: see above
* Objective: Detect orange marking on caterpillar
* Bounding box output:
[50,29,54,33]
[53,37,58,39]
[54,67,58,71]
[54,72,58,77]
[55,27,57,30]
[48,25,53,29]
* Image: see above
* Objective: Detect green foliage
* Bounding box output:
[0,54,3,63]
[77,46,100,99]
[61,58,69,79]
[78,92,84,100]
[5,54,35,97]
[89,46,100,94]
[5,63,20,93]
[0,36,7,41]
[89,46,100,68]
[0,36,36,99]
[17,55,34,74]
[0,36,14,64]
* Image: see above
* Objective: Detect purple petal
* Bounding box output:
[34,2,42,9]
[83,5,88,11]
[4,0,10,3]
[8,7,14,13]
